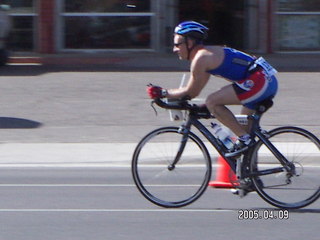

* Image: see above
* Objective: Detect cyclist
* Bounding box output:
[147,21,278,155]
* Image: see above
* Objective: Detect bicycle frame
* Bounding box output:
[241,113,296,178]
[153,98,295,180]
[176,110,295,180]
[175,113,238,173]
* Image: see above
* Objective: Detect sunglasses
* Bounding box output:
[173,41,185,47]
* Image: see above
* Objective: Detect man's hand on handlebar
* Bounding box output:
[146,84,168,99]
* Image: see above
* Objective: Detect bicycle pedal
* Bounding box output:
[231,178,255,197]
[230,188,239,195]
[230,188,248,198]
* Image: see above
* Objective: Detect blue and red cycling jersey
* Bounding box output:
[207,47,278,110]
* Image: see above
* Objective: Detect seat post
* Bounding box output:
[249,97,274,136]
[248,111,263,136]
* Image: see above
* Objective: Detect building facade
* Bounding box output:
[5,0,320,54]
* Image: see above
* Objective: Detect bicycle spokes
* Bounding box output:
[250,126,320,209]
[132,127,211,208]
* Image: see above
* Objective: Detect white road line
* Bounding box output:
[0,163,215,168]
[0,184,209,187]
[0,208,234,213]
[0,163,319,168]
[0,184,136,187]
[0,163,132,168]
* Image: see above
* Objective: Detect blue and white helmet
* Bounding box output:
[174,21,209,40]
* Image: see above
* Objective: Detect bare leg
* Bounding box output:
[206,85,248,137]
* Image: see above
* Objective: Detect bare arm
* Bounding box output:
[166,53,211,99]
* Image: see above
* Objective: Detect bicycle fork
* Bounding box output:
[167,123,191,171]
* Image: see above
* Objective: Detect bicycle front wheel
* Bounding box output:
[250,126,320,209]
[132,127,211,208]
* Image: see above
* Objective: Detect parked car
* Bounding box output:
[0,4,11,66]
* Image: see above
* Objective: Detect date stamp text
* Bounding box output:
[238,209,289,220]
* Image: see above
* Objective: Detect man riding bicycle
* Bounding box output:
[147,21,278,155]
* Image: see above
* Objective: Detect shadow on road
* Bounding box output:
[0,117,42,129]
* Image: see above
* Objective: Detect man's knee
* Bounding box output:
[206,94,220,109]
[205,95,215,109]
[206,95,223,116]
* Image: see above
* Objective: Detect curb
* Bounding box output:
[8,56,42,64]
[7,52,320,71]
[8,56,128,65]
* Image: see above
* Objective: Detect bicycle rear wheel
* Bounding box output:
[132,127,211,208]
[250,126,320,209]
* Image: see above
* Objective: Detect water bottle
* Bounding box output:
[211,123,234,149]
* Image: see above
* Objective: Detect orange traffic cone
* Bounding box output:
[209,155,238,188]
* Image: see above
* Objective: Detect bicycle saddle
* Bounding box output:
[255,98,274,113]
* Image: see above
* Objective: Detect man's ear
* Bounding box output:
[186,37,196,49]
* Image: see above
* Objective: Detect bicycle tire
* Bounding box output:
[250,126,320,209]
[132,126,212,208]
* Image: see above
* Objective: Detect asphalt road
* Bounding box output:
[0,65,319,143]
[0,65,319,240]
[0,167,319,240]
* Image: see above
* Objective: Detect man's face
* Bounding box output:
[173,34,188,60]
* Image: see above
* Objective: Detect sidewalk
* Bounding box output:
[8,51,320,72]
[0,143,136,167]
[0,141,218,167]
[0,142,317,167]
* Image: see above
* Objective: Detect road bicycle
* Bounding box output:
[132,98,320,209]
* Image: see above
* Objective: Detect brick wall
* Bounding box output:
[39,0,55,53]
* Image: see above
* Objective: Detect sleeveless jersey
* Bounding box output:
[207,47,255,81]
